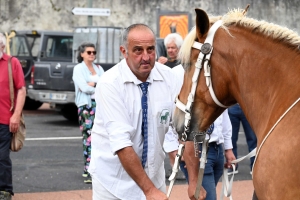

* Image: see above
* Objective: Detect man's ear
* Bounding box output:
[120,46,127,58]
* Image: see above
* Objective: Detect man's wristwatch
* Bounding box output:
[94,83,97,87]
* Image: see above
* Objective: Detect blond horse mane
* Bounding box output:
[179,8,300,69]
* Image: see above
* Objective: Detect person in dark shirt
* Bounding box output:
[157,33,183,68]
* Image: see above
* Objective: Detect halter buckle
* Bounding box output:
[201,43,212,54]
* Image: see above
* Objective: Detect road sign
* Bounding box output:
[72,7,111,16]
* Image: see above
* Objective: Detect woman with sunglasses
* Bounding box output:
[72,42,104,184]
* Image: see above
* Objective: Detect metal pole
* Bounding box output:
[156,6,160,37]
[87,0,93,26]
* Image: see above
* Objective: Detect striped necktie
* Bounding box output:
[207,123,214,135]
[139,82,149,168]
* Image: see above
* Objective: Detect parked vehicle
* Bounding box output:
[27,27,123,121]
[9,30,73,110]
[22,27,167,121]
[10,31,43,110]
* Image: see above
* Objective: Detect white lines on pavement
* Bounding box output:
[26,137,82,141]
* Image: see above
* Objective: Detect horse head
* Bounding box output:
[173,6,300,199]
[173,6,300,142]
[172,9,237,141]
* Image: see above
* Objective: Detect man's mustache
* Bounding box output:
[141,61,150,65]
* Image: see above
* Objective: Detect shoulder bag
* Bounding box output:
[8,57,26,152]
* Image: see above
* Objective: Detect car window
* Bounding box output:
[10,36,30,56]
[46,36,73,58]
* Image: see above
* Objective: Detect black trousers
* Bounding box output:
[0,124,13,195]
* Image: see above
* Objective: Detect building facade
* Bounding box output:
[0,0,299,36]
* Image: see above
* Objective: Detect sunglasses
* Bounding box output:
[86,51,97,55]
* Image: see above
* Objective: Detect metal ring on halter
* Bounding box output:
[207,132,211,141]
[181,132,188,142]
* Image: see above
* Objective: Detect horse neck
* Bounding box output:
[217,28,300,143]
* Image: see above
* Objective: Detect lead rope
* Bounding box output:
[167,143,185,197]
[220,148,256,200]
[167,129,213,199]
[220,97,300,200]
[252,97,300,174]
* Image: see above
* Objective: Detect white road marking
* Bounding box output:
[26,137,82,141]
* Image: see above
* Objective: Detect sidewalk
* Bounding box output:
[13,180,254,200]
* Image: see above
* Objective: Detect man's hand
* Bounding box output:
[10,87,26,133]
[157,56,168,64]
[117,147,168,200]
[224,149,236,168]
[188,185,206,200]
[145,187,168,200]
[9,113,21,133]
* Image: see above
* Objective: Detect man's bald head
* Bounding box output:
[121,24,155,50]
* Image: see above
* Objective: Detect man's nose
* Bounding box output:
[142,51,150,60]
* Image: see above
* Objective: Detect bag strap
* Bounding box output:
[8,56,14,111]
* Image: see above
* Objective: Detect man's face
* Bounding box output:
[166,41,179,60]
[120,28,156,82]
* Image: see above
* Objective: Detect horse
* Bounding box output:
[172,7,300,200]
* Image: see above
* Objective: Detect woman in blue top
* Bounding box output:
[72,42,104,184]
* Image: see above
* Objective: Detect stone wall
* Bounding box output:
[0,0,299,35]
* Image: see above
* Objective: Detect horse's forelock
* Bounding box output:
[178,27,197,69]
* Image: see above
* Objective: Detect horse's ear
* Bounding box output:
[195,9,210,40]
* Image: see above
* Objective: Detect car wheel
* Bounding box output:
[61,104,78,122]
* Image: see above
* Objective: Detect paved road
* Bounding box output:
[12,104,253,194]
